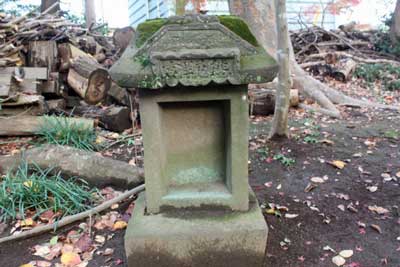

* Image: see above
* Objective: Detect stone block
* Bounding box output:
[125,190,267,267]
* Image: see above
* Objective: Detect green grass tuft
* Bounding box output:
[37,116,97,151]
[0,161,100,222]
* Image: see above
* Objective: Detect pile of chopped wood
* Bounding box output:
[291,23,400,82]
[0,3,136,134]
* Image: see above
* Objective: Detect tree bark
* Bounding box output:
[269,0,290,139]
[85,0,96,27]
[40,0,60,13]
[391,0,400,42]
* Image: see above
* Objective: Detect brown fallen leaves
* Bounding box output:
[20,201,134,267]
[328,160,346,169]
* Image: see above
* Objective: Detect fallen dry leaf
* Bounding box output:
[370,224,382,234]
[103,248,114,256]
[61,252,81,266]
[20,218,34,227]
[368,205,389,215]
[285,214,299,219]
[112,221,128,230]
[19,264,34,267]
[338,204,345,211]
[304,183,317,192]
[74,234,92,253]
[323,245,336,253]
[320,139,334,145]
[339,250,354,258]
[95,235,106,244]
[332,255,346,266]
[39,210,55,223]
[310,177,325,184]
[36,261,52,267]
[367,186,378,192]
[328,160,346,169]
[381,173,393,182]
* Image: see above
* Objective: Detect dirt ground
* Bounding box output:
[0,107,399,267]
[251,108,400,267]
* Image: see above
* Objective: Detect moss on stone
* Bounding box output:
[135,15,259,48]
[136,18,167,47]
[218,15,259,47]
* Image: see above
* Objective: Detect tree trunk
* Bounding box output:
[269,0,290,139]
[40,0,60,13]
[176,0,188,15]
[85,0,96,27]
[391,0,400,42]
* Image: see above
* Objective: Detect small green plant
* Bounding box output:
[256,147,269,161]
[135,55,153,68]
[354,63,400,91]
[273,154,295,167]
[0,161,100,222]
[302,122,320,144]
[304,136,318,144]
[384,129,399,140]
[37,116,97,151]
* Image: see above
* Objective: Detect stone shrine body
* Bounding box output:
[110,14,278,267]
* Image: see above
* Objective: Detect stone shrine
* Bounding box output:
[110,15,278,267]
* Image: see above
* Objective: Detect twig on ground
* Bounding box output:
[0,184,145,244]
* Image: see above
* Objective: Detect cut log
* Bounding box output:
[107,82,129,106]
[39,80,59,95]
[0,115,94,136]
[249,89,299,116]
[28,41,58,73]
[113,27,135,55]
[73,105,131,132]
[332,59,357,82]
[67,56,111,104]
[58,43,94,71]
[0,144,144,188]
[46,99,66,111]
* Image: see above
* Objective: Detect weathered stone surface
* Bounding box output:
[140,86,249,213]
[125,190,268,267]
[109,15,278,89]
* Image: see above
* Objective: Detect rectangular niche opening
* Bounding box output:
[159,100,231,200]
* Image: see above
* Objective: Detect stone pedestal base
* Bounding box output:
[125,191,268,267]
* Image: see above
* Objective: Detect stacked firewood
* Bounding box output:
[291,23,400,81]
[0,4,136,133]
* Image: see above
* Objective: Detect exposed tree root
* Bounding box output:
[298,103,342,118]
[291,64,400,118]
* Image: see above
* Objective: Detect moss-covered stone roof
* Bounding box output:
[110,15,278,89]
